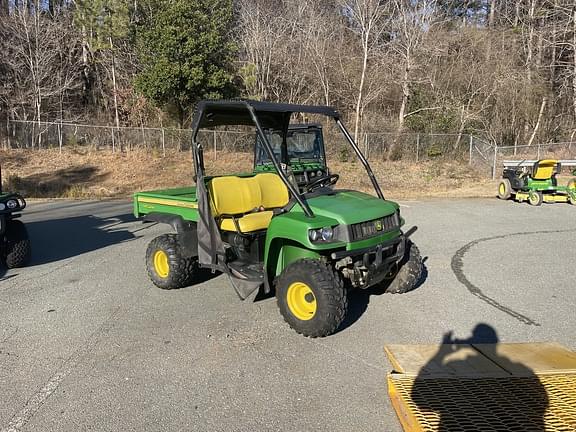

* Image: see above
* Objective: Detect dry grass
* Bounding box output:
[0,148,497,199]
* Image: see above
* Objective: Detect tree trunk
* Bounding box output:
[397,57,410,130]
[109,36,120,131]
[81,24,91,101]
[0,0,9,15]
[489,0,496,27]
[572,8,576,125]
[353,37,369,144]
[527,96,547,147]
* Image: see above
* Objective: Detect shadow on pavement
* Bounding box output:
[337,256,429,334]
[410,324,549,431]
[25,212,136,266]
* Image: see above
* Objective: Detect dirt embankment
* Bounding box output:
[0,148,497,199]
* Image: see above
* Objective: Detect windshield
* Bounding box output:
[255,127,325,165]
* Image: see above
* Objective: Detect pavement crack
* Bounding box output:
[450,228,576,327]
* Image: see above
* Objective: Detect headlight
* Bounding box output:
[6,199,18,209]
[0,203,5,211]
[309,226,335,243]
[317,170,323,177]
[320,227,333,241]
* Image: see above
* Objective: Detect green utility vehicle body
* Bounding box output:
[0,166,32,268]
[134,100,422,337]
[134,187,403,284]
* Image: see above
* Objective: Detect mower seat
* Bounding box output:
[208,174,289,233]
[532,159,558,180]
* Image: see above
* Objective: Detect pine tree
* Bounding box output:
[134,0,237,128]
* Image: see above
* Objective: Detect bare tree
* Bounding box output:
[339,0,387,143]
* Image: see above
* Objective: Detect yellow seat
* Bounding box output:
[253,173,290,209]
[208,174,289,233]
[219,211,274,232]
[533,160,558,180]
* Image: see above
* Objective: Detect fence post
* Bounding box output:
[5,117,9,150]
[492,144,498,180]
[537,144,541,159]
[213,130,217,158]
[416,133,420,163]
[58,122,63,154]
[469,135,473,165]
[363,133,368,160]
[161,127,166,157]
[111,127,115,152]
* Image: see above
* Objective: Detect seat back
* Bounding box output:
[208,176,261,216]
[254,173,290,209]
[532,160,557,180]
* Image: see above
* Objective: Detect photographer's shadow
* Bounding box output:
[411,324,549,431]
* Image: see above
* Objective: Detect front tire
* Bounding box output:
[497,179,512,200]
[276,259,347,338]
[528,191,543,206]
[145,234,198,289]
[3,220,32,268]
[385,240,423,294]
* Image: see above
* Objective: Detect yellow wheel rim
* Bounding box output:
[499,183,505,195]
[286,282,317,321]
[153,250,170,278]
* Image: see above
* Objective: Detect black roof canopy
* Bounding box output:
[193,100,340,130]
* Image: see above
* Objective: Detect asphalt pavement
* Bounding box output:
[1,198,575,432]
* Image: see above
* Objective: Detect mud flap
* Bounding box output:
[227,275,262,300]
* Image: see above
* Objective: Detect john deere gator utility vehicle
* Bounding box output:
[497,159,576,205]
[134,100,423,337]
[0,165,31,268]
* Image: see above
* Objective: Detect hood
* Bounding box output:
[305,190,398,225]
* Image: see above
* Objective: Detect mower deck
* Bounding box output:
[514,191,572,204]
[385,343,576,431]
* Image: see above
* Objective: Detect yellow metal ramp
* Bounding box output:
[385,342,576,431]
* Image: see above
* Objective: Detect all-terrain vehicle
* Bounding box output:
[133,100,423,337]
[0,165,31,268]
[497,159,576,205]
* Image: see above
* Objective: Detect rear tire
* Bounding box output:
[276,259,347,338]
[3,220,31,268]
[145,234,198,289]
[528,191,543,206]
[497,179,512,200]
[385,240,423,294]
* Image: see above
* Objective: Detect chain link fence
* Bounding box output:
[6,119,576,179]
[363,133,476,162]
[0,120,256,154]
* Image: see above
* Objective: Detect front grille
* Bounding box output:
[350,212,400,241]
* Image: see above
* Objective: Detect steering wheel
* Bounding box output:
[306,173,339,192]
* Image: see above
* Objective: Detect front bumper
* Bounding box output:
[332,234,406,288]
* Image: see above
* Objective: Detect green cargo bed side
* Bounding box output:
[133,186,198,221]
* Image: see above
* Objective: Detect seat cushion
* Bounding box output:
[209,176,261,216]
[219,211,274,232]
[253,173,290,209]
[533,160,557,180]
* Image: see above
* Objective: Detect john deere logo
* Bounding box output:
[375,220,383,231]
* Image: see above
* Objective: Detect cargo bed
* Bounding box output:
[133,186,198,221]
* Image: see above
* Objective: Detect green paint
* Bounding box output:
[275,244,320,276]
